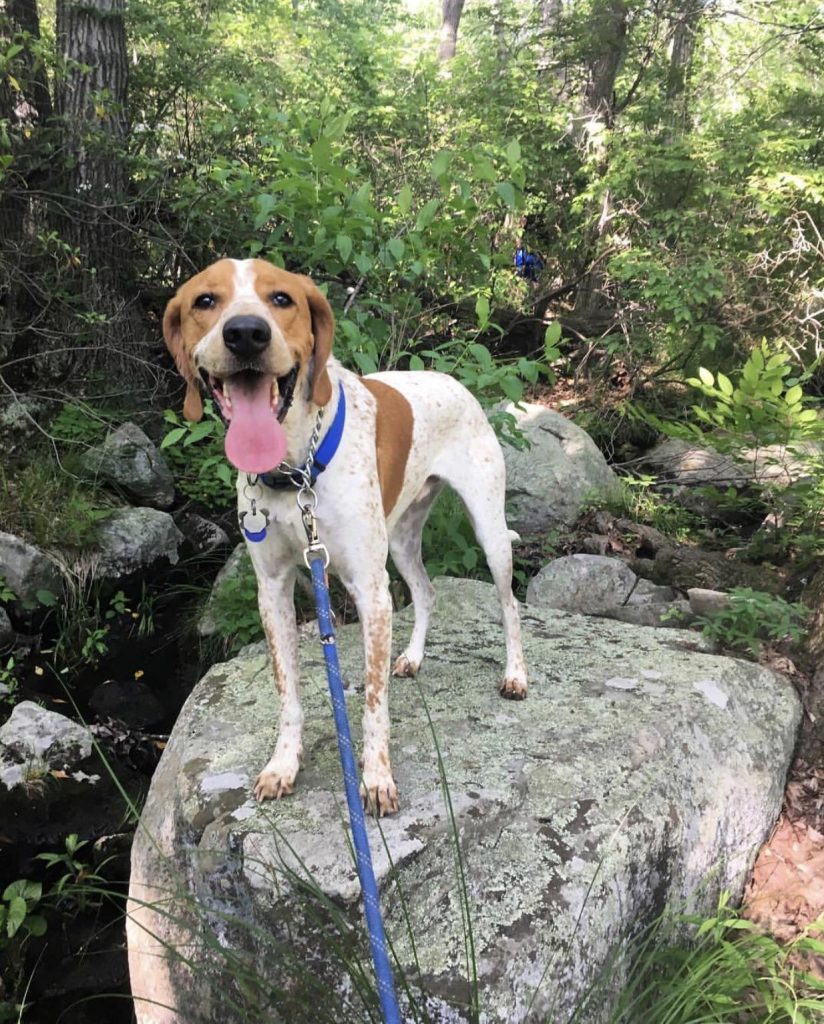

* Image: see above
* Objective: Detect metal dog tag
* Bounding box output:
[240,500,270,543]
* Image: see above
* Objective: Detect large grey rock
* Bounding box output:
[84,423,175,509]
[640,438,821,488]
[198,543,249,637]
[526,555,677,624]
[127,578,799,1024]
[0,700,92,770]
[501,403,617,535]
[0,530,62,605]
[92,508,183,579]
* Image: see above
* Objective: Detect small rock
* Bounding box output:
[89,679,166,728]
[0,700,92,768]
[83,423,176,509]
[581,534,610,556]
[0,530,63,605]
[526,554,636,614]
[626,578,677,605]
[92,508,184,579]
[177,513,231,556]
[688,588,732,618]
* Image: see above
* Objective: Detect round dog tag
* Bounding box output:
[240,502,269,543]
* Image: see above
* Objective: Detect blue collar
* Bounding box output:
[258,383,346,490]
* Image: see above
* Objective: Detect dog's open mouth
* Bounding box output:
[202,367,298,475]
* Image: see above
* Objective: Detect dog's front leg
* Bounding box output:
[352,572,398,817]
[253,567,303,801]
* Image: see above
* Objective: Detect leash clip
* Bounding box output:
[297,483,329,568]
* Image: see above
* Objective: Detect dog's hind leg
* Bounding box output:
[389,477,444,678]
[439,448,528,700]
[252,566,305,800]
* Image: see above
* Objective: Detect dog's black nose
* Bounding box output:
[223,315,271,358]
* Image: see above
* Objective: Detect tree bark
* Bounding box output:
[54,0,144,381]
[665,0,704,132]
[0,0,53,368]
[573,0,628,326]
[439,0,466,61]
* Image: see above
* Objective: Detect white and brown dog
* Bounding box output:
[164,258,527,816]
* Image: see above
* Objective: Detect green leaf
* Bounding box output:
[353,252,372,275]
[397,185,412,215]
[3,880,41,903]
[415,199,440,232]
[698,366,714,387]
[36,590,57,607]
[469,343,493,368]
[505,139,521,167]
[431,150,451,179]
[409,354,424,371]
[785,384,803,405]
[160,427,187,449]
[544,322,561,348]
[495,181,517,208]
[183,420,216,445]
[336,233,352,263]
[501,375,523,401]
[387,237,404,261]
[475,294,490,326]
[6,897,26,938]
[25,914,47,937]
[717,372,733,396]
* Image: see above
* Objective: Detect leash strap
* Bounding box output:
[306,552,401,1024]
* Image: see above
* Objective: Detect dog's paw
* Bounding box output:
[253,759,299,802]
[392,653,419,678]
[360,768,399,817]
[500,675,528,700]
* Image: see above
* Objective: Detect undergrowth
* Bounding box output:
[0,456,115,551]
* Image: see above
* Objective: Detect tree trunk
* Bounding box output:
[439,0,466,61]
[665,0,704,132]
[54,0,145,383]
[572,0,628,327]
[0,0,53,370]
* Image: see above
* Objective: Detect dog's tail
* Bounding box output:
[507,529,522,545]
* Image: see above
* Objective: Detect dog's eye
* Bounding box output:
[193,293,217,310]
[271,292,293,308]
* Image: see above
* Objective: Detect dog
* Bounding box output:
[163,258,528,816]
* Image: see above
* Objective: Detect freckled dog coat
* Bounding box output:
[163,258,528,815]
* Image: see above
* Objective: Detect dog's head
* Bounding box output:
[163,259,334,473]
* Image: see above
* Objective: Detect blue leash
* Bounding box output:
[307,553,402,1024]
[243,393,401,1024]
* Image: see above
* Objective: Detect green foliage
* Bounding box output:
[0,456,113,552]
[695,587,808,656]
[686,341,821,448]
[50,403,115,448]
[0,880,46,943]
[420,492,487,580]
[207,551,264,654]
[576,892,824,1024]
[598,475,701,543]
[161,402,235,511]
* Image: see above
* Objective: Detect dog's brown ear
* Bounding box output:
[163,294,203,422]
[303,279,334,407]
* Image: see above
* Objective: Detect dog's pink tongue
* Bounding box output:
[224,375,288,474]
